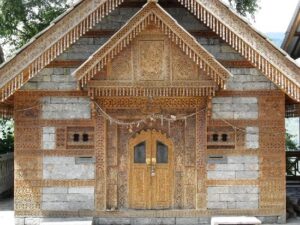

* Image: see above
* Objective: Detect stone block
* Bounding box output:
[212,112,234,120]
[212,97,233,104]
[42,193,68,202]
[43,187,68,194]
[207,171,235,179]
[94,218,131,225]
[207,193,220,202]
[234,112,258,119]
[25,218,41,225]
[66,193,94,202]
[15,217,25,225]
[43,127,55,134]
[244,164,259,171]
[236,201,258,209]
[43,157,75,165]
[68,187,94,194]
[132,218,175,225]
[232,97,257,104]
[208,186,229,194]
[227,155,258,164]
[207,201,227,209]
[235,171,259,179]
[175,218,199,225]
[213,164,244,171]
[219,194,236,202]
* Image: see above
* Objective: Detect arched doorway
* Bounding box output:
[129,130,173,209]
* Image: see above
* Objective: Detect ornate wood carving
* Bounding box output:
[0,0,125,102]
[179,0,300,101]
[73,2,231,88]
[95,114,107,210]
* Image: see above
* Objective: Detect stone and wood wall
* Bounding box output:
[13,1,286,224]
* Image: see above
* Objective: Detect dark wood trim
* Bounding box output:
[219,60,255,68]
[46,60,84,68]
[83,29,219,38]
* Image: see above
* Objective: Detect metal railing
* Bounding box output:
[286,151,300,181]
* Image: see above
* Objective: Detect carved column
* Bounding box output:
[95,114,107,210]
[196,103,207,209]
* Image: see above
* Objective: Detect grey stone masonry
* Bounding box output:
[207,155,259,180]
[207,185,259,209]
[227,68,277,91]
[22,68,77,91]
[212,97,258,120]
[42,187,94,211]
[43,156,95,180]
[42,127,56,150]
[42,97,91,120]
[246,127,259,149]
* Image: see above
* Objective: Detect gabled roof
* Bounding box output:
[0,0,299,103]
[177,0,300,102]
[282,1,300,59]
[0,0,125,102]
[72,1,232,88]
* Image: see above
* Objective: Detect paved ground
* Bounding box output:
[1,197,300,225]
[0,196,14,225]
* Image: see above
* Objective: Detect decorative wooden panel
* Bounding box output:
[66,127,95,150]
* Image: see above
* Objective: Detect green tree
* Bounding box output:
[0,119,14,154]
[286,132,298,151]
[0,0,72,51]
[228,0,259,18]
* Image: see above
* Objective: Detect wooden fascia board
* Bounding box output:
[72,1,232,89]
[0,0,125,102]
[177,0,300,102]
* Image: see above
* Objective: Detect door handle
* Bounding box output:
[151,158,156,177]
[146,158,151,166]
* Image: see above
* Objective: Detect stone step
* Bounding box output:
[93,217,210,225]
[41,218,93,225]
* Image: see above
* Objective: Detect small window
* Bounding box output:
[212,134,218,142]
[157,141,168,163]
[134,142,146,163]
[221,134,228,142]
[73,133,80,142]
[83,133,89,142]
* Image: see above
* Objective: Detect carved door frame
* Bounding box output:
[128,129,174,209]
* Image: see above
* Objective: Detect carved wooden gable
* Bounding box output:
[92,26,214,85]
[74,2,232,97]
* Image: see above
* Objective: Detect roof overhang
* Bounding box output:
[72,1,232,90]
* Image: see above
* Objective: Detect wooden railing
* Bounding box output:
[286,151,300,181]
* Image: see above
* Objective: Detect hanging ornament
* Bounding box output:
[160,115,164,126]
[168,120,171,134]
[184,117,187,128]
[128,125,133,133]
[170,115,176,121]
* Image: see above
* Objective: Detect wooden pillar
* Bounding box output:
[95,113,107,210]
[196,103,207,209]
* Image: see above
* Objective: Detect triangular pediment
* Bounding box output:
[72,1,231,92]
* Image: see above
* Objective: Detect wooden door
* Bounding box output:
[129,130,173,209]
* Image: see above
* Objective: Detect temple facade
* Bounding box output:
[0,0,299,224]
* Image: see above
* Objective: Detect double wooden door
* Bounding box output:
[129,130,173,209]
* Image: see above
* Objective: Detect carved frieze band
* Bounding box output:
[89,86,216,98]
[0,0,124,102]
[178,0,300,101]
[73,2,231,88]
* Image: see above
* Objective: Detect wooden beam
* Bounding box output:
[219,60,255,68]
[83,29,219,38]
[46,60,84,68]
[45,60,254,69]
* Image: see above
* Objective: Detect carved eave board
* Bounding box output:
[0,0,126,102]
[72,1,232,97]
[176,0,300,101]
